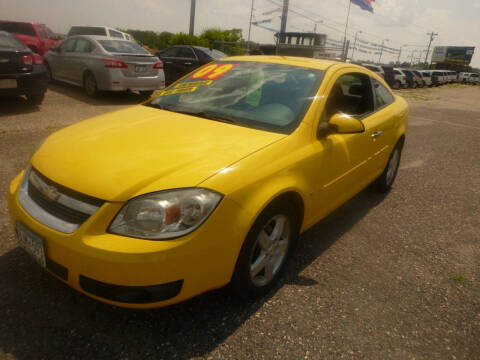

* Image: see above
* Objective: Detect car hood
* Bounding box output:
[31,105,285,201]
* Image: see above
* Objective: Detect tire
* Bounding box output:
[231,200,300,298]
[373,140,403,193]
[83,72,99,98]
[139,90,154,96]
[26,92,45,105]
[44,62,52,82]
[393,80,401,90]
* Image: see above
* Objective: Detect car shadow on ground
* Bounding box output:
[0,188,386,359]
[0,96,41,117]
[47,82,152,106]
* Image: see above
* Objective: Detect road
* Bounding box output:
[0,83,479,360]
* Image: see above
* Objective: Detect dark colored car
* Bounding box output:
[0,21,61,55]
[401,70,420,89]
[0,31,48,104]
[155,45,227,85]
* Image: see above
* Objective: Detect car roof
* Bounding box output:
[66,35,127,41]
[220,55,344,71]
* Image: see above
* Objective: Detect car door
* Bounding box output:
[310,70,388,219]
[69,38,94,84]
[175,46,200,76]
[59,38,79,82]
[157,47,182,85]
[51,38,76,80]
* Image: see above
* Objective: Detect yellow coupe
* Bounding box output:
[8,56,408,308]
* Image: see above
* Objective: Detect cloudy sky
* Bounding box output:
[3,0,480,66]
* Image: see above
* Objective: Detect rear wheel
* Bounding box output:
[139,90,154,96]
[231,201,300,297]
[393,80,401,90]
[83,72,99,98]
[373,140,403,193]
[26,92,45,105]
[44,62,52,82]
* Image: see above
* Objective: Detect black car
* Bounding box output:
[155,45,227,85]
[400,70,418,89]
[0,31,47,105]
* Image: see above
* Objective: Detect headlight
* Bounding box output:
[108,188,222,240]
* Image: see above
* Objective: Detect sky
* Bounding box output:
[3,0,480,67]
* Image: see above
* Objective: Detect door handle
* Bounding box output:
[184,62,193,65]
[371,131,383,138]
[165,61,173,64]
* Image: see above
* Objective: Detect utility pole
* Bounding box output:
[342,0,352,61]
[397,45,404,64]
[410,50,417,67]
[378,39,388,63]
[351,30,362,61]
[189,0,196,36]
[247,0,254,52]
[279,0,289,44]
[424,32,438,64]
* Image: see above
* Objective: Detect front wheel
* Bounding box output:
[231,201,300,297]
[373,140,403,192]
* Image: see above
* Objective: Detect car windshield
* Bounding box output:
[148,61,323,134]
[98,40,149,54]
[0,31,28,50]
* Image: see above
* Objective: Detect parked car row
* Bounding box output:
[361,63,478,90]
[1,19,231,104]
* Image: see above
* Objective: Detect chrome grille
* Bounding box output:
[18,167,105,233]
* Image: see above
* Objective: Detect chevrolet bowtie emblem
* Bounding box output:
[30,171,60,202]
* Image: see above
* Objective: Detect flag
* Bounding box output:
[351,0,375,13]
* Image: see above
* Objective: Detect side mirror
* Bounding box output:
[328,113,365,134]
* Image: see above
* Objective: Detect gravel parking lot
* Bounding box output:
[0,84,479,360]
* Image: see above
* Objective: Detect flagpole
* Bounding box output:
[343,0,352,61]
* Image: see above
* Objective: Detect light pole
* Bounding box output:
[351,30,362,61]
[378,39,388,63]
[189,0,196,36]
[247,0,254,52]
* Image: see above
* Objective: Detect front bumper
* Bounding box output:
[96,68,165,92]
[8,170,248,308]
[0,65,48,96]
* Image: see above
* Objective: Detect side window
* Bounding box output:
[109,29,124,38]
[372,79,394,109]
[37,27,48,39]
[74,39,93,53]
[159,47,180,57]
[325,73,374,119]
[177,47,196,59]
[61,39,76,52]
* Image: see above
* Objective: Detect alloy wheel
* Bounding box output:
[249,214,290,287]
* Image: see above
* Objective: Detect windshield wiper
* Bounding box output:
[148,104,236,124]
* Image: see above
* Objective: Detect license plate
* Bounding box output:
[17,223,46,268]
[135,65,147,73]
[0,79,17,89]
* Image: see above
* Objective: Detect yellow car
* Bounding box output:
[8,56,408,308]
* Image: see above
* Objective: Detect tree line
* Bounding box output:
[120,28,246,56]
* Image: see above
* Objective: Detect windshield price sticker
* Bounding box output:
[175,80,213,89]
[158,86,198,97]
[190,64,237,80]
